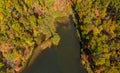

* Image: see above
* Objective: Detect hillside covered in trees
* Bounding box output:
[0,0,120,73]
[71,0,120,73]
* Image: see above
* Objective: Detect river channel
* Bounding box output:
[22,16,87,73]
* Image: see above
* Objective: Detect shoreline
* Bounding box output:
[20,39,52,73]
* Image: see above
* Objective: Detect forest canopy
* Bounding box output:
[71,0,120,73]
[0,0,69,72]
[0,0,120,73]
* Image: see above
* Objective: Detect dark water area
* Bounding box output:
[22,16,87,73]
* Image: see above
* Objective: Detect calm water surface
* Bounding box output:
[22,16,87,73]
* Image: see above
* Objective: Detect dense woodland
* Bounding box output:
[0,0,63,72]
[71,0,120,73]
[0,0,120,73]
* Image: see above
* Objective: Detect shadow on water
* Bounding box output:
[22,16,87,73]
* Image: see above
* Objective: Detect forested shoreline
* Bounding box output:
[0,0,120,73]
[71,0,120,73]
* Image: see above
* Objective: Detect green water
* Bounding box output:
[22,16,87,73]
